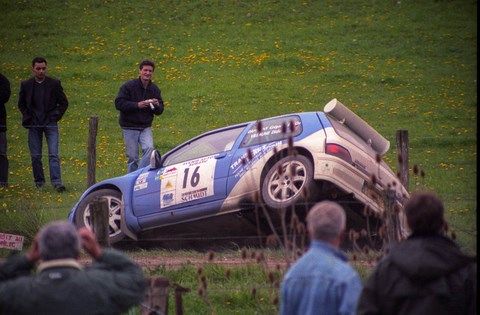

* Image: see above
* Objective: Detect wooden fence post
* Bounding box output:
[142,277,170,315]
[87,116,98,188]
[90,197,110,247]
[173,284,190,315]
[382,189,401,247]
[395,129,409,189]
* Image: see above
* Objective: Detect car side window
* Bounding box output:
[163,126,245,166]
[240,115,302,147]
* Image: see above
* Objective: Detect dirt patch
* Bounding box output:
[134,256,288,270]
[79,252,289,270]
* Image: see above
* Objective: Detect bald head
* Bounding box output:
[307,201,346,244]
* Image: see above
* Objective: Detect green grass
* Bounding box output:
[0,0,476,311]
[145,263,280,315]
[129,248,377,314]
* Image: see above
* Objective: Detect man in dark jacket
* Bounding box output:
[0,221,146,315]
[18,57,68,192]
[115,59,164,173]
[0,73,11,187]
[357,191,476,315]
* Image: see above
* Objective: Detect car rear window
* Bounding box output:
[240,115,302,147]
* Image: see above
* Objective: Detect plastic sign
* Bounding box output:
[0,232,24,251]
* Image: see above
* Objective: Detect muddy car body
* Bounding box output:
[69,99,408,243]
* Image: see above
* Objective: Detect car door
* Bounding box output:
[132,126,245,224]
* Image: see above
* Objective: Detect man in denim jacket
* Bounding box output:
[280,201,362,315]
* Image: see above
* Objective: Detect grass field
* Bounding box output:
[0,0,476,313]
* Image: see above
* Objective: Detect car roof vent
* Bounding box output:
[324,98,390,156]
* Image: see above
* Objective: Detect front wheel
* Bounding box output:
[74,188,125,243]
[261,155,314,209]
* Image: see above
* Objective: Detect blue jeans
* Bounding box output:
[122,128,154,173]
[28,125,62,186]
[0,131,7,185]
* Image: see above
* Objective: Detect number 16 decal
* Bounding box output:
[183,166,200,188]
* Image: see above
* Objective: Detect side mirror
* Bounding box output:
[149,150,162,170]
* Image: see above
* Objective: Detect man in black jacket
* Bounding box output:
[357,191,476,315]
[115,59,164,173]
[18,57,68,192]
[0,72,11,187]
[0,221,146,315]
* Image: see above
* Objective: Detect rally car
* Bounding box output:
[68,99,408,243]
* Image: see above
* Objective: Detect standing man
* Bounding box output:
[115,59,164,173]
[18,57,68,192]
[357,191,476,315]
[0,221,146,315]
[280,201,363,315]
[0,72,11,188]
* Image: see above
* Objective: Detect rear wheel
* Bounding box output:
[74,189,125,243]
[261,155,314,209]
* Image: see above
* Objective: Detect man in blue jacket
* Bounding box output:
[280,201,362,315]
[115,59,164,173]
[18,57,68,192]
[0,221,146,315]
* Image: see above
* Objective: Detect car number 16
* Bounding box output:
[183,166,200,188]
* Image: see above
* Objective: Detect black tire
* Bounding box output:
[74,188,125,243]
[261,155,314,209]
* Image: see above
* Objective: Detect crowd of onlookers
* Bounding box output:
[0,191,475,314]
[0,57,164,191]
[280,191,476,315]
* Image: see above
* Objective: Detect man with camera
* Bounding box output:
[0,221,145,315]
[115,59,164,173]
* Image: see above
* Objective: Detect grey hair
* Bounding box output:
[38,221,81,261]
[306,201,346,242]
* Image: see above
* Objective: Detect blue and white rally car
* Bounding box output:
[69,99,408,243]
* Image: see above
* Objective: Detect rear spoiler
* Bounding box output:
[324,98,390,156]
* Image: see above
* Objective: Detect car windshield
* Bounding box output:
[163,126,245,166]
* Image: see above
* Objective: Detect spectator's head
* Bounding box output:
[138,59,155,83]
[31,56,48,81]
[404,191,445,236]
[307,201,346,247]
[31,56,47,67]
[38,221,81,261]
[139,59,155,71]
